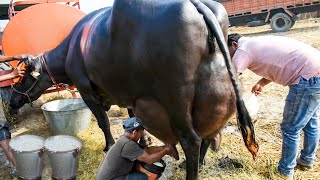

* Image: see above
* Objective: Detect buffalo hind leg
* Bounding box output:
[170,111,201,180]
[178,131,201,180]
[199,139,212,166]
[164,97,200,179]
[179,138,212,168]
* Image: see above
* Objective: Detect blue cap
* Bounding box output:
[123,117,145,131]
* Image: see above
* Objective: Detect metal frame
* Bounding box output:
[8,0,80,18]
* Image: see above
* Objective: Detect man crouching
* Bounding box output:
[96,117,173,180]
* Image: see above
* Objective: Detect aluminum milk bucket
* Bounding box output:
[44,135,82,180]
[41,98,91,136]
[9,135,45,180]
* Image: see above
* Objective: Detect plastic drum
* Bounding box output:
[136,159,166,180]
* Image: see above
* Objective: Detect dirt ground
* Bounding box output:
[0,18,320,180]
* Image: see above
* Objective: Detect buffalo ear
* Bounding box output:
[24,55,34,67]
[26,55,42,79]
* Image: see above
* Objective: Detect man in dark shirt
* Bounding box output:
[96,117,173,180]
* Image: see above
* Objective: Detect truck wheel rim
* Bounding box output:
[276,18,286,28]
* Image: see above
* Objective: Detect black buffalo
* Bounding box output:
[10,0,258,179]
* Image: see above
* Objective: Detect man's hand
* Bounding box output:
[164,145,173,155]
[11,67,25,78]
[251,83,263,95]
[251,78,272,96]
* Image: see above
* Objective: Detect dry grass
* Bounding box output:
[1,18,320,180]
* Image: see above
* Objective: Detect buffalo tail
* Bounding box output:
[190,0,259,159]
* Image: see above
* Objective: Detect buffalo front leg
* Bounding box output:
[82,100,114,152]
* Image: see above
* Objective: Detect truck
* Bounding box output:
[216,0,320,32]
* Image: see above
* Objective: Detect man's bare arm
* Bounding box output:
[0,56,14,63]
[0,54,30,63]
[137,147,172,164]
[252,78,272,95]
[144,146,166,154]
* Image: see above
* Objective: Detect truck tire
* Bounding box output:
[290,18,296,28]
[270,12,293,32]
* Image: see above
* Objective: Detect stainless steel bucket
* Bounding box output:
[9,135,45,180]
[41,98,91,136]
[44,135,82,180]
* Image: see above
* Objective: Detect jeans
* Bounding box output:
[127,171,148,180]
[278,77,320,176]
